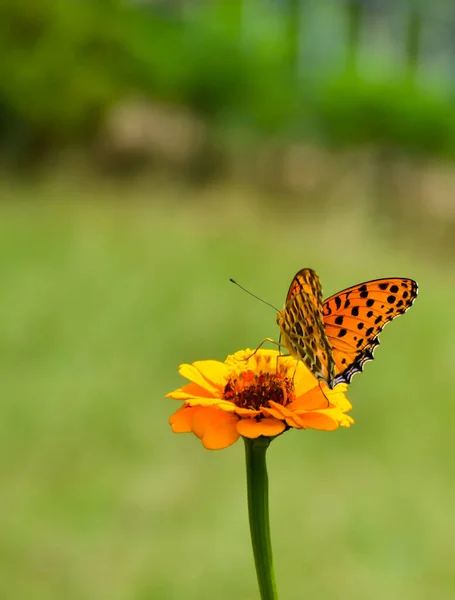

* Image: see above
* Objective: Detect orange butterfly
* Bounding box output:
[277,269,418,389]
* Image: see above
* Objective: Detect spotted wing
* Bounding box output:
[286,268,323,308]
[322,278,418,386]
[278,269,336,386]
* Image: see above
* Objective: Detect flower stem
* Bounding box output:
[244,437,278,600]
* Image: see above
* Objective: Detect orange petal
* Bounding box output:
[296,410,339,431]
[260,404,286,421]
[169,405,197,433]
[283,412,307,429]
[263,400,297,420]
[192,406,240,450]
[237,417,286,439]
[261,402,306,429]
[166,382,218,400]
[184,397,236,411]
[234,407,261,417]
[290,385,329,411]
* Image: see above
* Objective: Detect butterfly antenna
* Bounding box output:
[229,278,280,312]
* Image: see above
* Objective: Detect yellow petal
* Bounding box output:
[178,363,224,396]
[292,362,320,396]
[326,385,352,411]
[192,360,230,388]
[339,415,354,427]
[237,417,286,438]
[166,382,218,400]
[191,406,240,449]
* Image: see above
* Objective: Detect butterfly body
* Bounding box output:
[278,269,418,388]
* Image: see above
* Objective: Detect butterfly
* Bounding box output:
[276,269,418,389]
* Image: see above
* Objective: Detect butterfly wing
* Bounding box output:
[285,267,323,308]
[278,269,336,386]
[322,278,418,386]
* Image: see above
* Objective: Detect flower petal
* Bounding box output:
[192,360,231,388]
[295,410,339,431]
[234,407,262,417]
[178,362,227,396]
[260,402,304,429]
[166,382,218,400]
[237,417,286,439]
[292,362,320,396]
[184,397,236,411]
[169,404,196,433]
[260,404,286,421]
[191,406,240,449]
[289,384,329,411]
[326,385,352,411]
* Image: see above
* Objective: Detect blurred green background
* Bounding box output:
[1,1,455,599]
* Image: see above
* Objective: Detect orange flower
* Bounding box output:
[167,349,354,450]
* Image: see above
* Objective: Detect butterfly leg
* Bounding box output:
[275,344,293,373]
[245,337,287,360]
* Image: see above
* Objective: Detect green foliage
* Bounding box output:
[1,0,455,160]
[318,72,455,157]
[0,0,128,153]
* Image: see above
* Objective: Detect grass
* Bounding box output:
[0,177,453,600]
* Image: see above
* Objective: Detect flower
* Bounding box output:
[166,349,354,450]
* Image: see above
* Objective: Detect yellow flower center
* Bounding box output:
[223,370,295,411]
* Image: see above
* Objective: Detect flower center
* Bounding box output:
[223,370,295,411]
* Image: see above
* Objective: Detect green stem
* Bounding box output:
[244,437,278,600]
